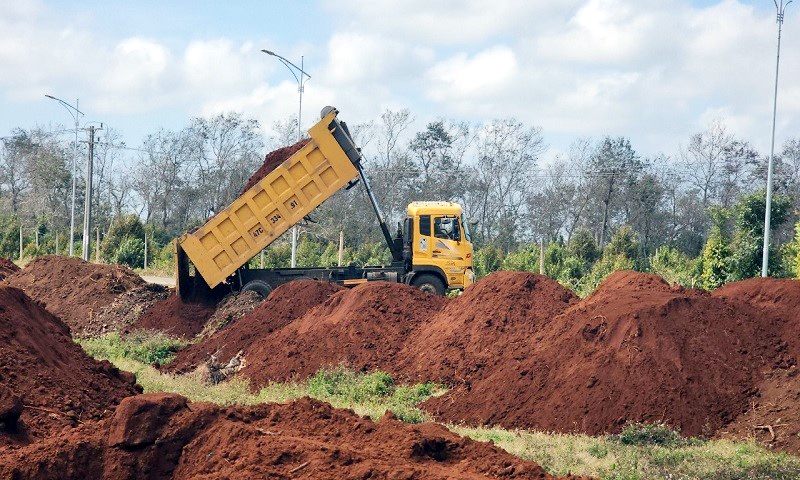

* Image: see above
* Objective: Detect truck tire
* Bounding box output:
[411,273,446,296]
[241,280,273,298]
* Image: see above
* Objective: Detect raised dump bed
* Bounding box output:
[176,108,360,291]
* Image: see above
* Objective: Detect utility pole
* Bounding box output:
[82,124,102,261]
[762,0,792,277]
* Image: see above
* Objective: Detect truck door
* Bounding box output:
[412,214,470,288]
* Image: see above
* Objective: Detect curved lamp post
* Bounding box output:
[45,94,83,257]
[262,49,311,268]
[762,0,792,277]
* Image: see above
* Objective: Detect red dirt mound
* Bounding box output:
[130,294,217,339]
[0,393,588,479]
[423,271,786,438]
[0,257,19,280]
[240,281,447,386]
[241,138,310,193]
[4,255,145,335]
[0,285,140,446]
[397,271,579,384]
[168,279,344,374]
[712,277,800,452]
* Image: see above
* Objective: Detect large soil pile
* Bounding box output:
[0,285,140,446]
[4,256,146,335]
[169,279,344,373]
[0,393,586,480]
[397,271,578,385]
[177,271,795,442]
[239,281,446,385]
[712,277,800,452]
[240,138,310,193]
[424,271,785,437]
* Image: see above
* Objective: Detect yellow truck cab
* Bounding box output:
[405,201,474,294]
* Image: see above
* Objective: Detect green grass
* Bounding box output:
[79,331,186,366]
[78,331,800,479]
[452,425,800,480]
[77,333,442,423]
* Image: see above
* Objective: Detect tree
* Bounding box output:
[408,119,472,201]
[587,137,643,247]
[727,190,792,280]
[466,119,546,250]
[187,112,263,220]
[132,128,191,233]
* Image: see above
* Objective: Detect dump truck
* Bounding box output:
[175,106,474,300]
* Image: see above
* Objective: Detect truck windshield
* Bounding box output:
[460,213,472,242]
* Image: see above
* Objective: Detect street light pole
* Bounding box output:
[45,94,83,257]
[762,0,792,277]
[262,49,311,268]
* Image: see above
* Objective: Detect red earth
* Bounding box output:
[4,250,800,476]
[130,293,217,340]
[4,256,145,335]
[240,138,310,194]
[0,257,20,280]
[164,271,800,449]
[0,285,140,447]
[0,393,590,480]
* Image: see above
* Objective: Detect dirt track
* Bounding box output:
[1,254,800,477]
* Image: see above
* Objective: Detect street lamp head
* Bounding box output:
[261,49,276,56]
[44,94,56,100]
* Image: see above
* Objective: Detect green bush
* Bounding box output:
[114,236,145,268]
[617,422,689,447]
[474,245,503,278]
[102,215,145,262]
[502,243,540,272]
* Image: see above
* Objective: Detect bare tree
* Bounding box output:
[467,119,546,250]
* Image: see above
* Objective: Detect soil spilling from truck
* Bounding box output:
[0,393,586,480]
[240,138,310,193]
[0,285,141,447]
[4,256,146,335]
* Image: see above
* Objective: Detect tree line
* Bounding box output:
[1,109,799,292]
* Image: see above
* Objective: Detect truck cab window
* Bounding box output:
[419,215,431,236]
[434,216,460,241]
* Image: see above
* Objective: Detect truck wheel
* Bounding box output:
[241,280,272,298]
[411,274,445,296]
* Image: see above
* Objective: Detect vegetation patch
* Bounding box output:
[453,425,800,480]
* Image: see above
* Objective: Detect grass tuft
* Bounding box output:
[78,331,186,366]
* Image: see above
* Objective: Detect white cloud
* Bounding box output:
[425,46,518,103]
[323,32,434,85]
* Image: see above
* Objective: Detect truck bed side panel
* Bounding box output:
[176,115,359,289]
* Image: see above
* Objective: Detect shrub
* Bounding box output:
[617,422,687,447]
[114,236,145,268]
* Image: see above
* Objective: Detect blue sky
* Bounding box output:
[1,0,797,163]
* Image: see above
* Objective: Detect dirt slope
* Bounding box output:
[4,256,145,335]
[712,277,800,451]
[168,279,344,373]
[0,393,589,480]
[0,285,140,446]
[424,271,785,437]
